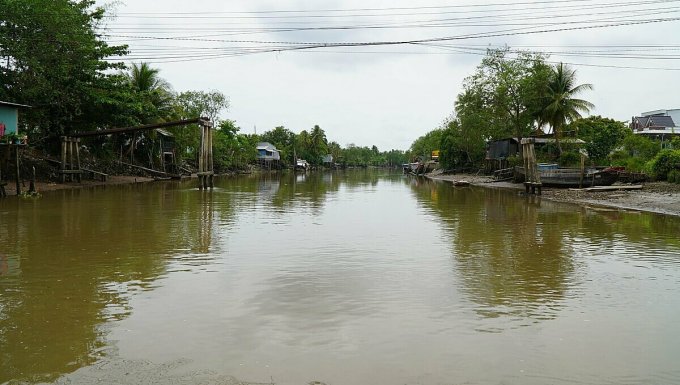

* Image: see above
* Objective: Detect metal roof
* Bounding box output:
[0,100,31,108]
[635,115,675,128]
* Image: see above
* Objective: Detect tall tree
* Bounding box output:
[471,48,551,143]
[126,62,173,124]
[308,124,328,165]
[542,63,594,155]
[128,63,170,93]
[0,0,131,144]
[174,90,230,123]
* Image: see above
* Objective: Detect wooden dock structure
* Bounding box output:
[67,117,214,189]
[521,138,542,195]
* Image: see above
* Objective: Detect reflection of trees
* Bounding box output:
[0,181,232,383]
[411,181,680,325]
[411,182,577,323]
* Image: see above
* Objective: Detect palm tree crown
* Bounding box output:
[543,63,594,154]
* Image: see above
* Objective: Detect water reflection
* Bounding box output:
[1,172,680,385]
[411,180,577,325]
[0,181,227,384]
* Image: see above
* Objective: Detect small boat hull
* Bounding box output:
[514,167,619,187]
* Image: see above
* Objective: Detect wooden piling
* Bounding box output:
[521,138,542,195]
[59,136,83,183]
[15,144,21,195]
[197,119,214,190]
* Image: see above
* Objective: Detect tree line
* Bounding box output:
[0,0,409,172]
[410,47,680,181]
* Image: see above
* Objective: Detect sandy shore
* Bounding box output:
[427,172,680,217]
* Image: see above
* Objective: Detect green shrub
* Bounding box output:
[558,151,581,167]
[623,134,660,160]
[649,149,680,180]
[668,169,680,184]
[506,154,522,168]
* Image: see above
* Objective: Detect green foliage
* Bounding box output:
[462,48,552,142]
[212,120,257,171]
[667,170,680,184]
[167,90,230,163]
[649,149,680,180]
[125,62,174,124]
[622,134,660,160]
[558,151,581,167]
[439,120,486,169]
[540,63,593,154]
[671,137,680,149]
[609,151,648,173]
[339,144,406,167]
[0,0,132,145]
[570,116,628,163]
[260,126,296,165]
[410,129,443,160]
[174,90,229,123]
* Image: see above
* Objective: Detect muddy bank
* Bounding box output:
[427,172,680,217]
[2,175,156,196]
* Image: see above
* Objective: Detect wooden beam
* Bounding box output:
[70,118,210,138]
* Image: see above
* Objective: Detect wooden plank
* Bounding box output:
[116,161,174,177]
[70,118,209,138]
[572,185,643,191]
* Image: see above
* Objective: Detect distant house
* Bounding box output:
[631,109,678,140]
[485,136,585,171]
[256,142,281,161]
[322,154,333,164]
[486,137,585,160]
[256,142,281,169]
[0,101,30,138]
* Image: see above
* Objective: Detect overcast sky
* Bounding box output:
[99,0,680,150]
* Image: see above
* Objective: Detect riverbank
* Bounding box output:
[426,172,680,217]
[2,175,156,196]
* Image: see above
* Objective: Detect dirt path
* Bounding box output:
[427,172,680,217]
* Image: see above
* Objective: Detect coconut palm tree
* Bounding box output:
[128,62,170,93]
[127,62,174,124]
[542,63,594,155]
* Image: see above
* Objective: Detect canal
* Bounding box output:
[1,170,680,384]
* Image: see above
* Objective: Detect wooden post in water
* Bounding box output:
[59,136,83,183]
[197,118,214,189]
[29,166,36,193]
[521,138,542,195]
[579,154,585,189]
[14,144,21,195]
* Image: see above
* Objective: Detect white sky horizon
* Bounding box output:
[98,0,680,151]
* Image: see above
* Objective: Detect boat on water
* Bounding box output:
[403,162,421,174]
[295,159,310,171]
[514,164,620,187]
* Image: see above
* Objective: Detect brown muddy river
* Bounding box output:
[1,170,680,385]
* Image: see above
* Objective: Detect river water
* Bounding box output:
[1,170,680,385]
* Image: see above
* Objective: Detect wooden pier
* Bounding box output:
[68,117,214,189]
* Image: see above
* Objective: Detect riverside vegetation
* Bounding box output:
[2,1,678,181]
[1,0,408,176]
[410,48,680,183]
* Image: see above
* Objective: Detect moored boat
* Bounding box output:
[295,159,310,171]
[514,166,619,187]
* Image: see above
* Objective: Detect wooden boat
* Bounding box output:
[403,162,421,174]
[514,166,619,187]
[295,159,310,171]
